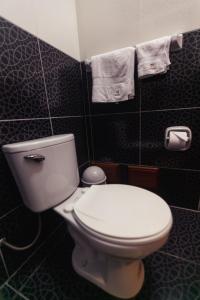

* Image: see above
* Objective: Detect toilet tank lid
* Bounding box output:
[2,134,74,153]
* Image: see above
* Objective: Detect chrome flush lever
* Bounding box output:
[24,154,45,162]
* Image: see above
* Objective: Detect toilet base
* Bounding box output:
[72,243,145,299]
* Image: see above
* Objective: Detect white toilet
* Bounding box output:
[2,134,173,299]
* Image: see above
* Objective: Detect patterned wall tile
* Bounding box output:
[39,40,84,117]
[0,119,52,216]
[159,169,200,209]
[91,113,140,164]
[52,117,89,166]
[162,207,200,265]
[86,68,140,115]
[140,29,200,111]
[0,17,49,120]
[141,109,200,169]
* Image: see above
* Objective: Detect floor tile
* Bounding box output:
[0,251,8,286]
[7,222,66,290]
[162,207,200,265]
[136,252,200,300]
[1,207,62,279]
[0,285,27,300]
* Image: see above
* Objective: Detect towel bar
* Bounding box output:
[85,33,183,69]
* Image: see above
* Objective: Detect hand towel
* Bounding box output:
[136,36,171,79]
[91,47,135,103]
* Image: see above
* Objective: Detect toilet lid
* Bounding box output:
[73,184,172,239]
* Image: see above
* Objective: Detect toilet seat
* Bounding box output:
[73,184,172,242]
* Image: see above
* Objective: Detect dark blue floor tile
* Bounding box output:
[1,206,62,279]
[7,222,66,290]
[0,251,8,286]
[136,252,200,300]
[0,285,27,299]
[162,207,200,265]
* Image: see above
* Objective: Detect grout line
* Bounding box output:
[0,117,50,123]
[139,82,142,165]
[0,115,87,123]
[85,69,95,161]
[79,161,89,168]
[141,106,200,113]
[0,205,22,221]
[89,111,140,117]
[37,39,54,135]
[2,222,64,288]
[80,63,92,162]
[0,249,9,278]
[86,105,200,118]
[5,283,29,300]
[51,115,85,119]
[158,250,200,266]
[171,205,200,214]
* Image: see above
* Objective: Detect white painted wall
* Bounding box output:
[0,0,80,60]
[76,0,200,60]
[1,0,200,61]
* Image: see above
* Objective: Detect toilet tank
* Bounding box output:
[2,134,80,212]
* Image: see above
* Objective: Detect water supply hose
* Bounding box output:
[0,214,42,251]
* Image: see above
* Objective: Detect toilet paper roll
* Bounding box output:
[167,131,188,150]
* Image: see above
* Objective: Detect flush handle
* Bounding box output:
[24,154,45,162]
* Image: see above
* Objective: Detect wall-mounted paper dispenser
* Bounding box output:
[164,126,192,151]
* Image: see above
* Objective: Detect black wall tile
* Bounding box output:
[92,113,140,164]
[52,117,89,166]
[140,29,200,111]
[39,40,84,117]
[0,17,49,120]
[141,109,200,169]
[159,169,200,209]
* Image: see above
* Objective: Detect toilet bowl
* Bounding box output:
[2,134,173,299]
[54,184,172,299]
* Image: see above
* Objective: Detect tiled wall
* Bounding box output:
[0,17,89,287]
[83,28,200,210]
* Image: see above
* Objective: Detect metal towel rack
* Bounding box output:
[85,33,183,69]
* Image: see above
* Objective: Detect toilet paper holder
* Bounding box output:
[164,126,192,151]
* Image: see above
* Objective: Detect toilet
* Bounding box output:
[2,134,173,299]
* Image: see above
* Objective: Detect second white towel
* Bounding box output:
[136,36,171,79]
[91,47,136,103]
